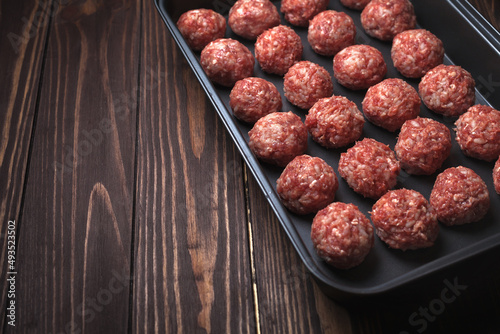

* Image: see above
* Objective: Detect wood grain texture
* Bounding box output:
[0,0,51,329]
[245,169,352,334]
[131,0,254,332]
[8,0,140,332]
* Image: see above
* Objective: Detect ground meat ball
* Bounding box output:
[340,0,372,11]
[200,38,254,87]
[248,112,308,167]
[360,0,416,41]
[395,118,452,175]
[277,155,338,215]
[391,29,445,78]
[494,156,500,195]
[362,78,421,132]
[230,77,282,123]
[308,10,356,56]
[255,25,303,76]
[280,0,329,27]
[228,0,280,40]
[338,138,401,199]
[430,166,490,226]
[454,105,500,162]
[284,61,333,109]
[371,189,439,250]
[177,9,226,51]
[419,65,476,117]
[311,202,374,269]
[305,96,365,148]
[333,45,387,90]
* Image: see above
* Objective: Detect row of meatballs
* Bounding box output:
[176,1,500,270]
[282,154,492,269]
[178,0,418,52]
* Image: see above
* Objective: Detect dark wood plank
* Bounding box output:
[0,0,52,330]
[8,0,140,332]
[246,170,353,334]
[131,1,254,332]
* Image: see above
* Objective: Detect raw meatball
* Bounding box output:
[230,77,282,123]
[277,155,338,215]
[284,61,334,109]
[308,10,356,56]
[362,78,421,132]
[494,156,500,195]
[338,138,401,199]
[395,117,452,175]
[305,96,365,148]
[371,189,439,250]
[419,64,476,117]
[454,105,500,162]
[228,0,280,40]
[333,45,387,90]
[311,202,374,269]
[392,29,445,78]
[200,38,254,87]
[177,9,226,51]
[340,0,372,11]
[280,0,329,27]
[361,0,416,41]
[255,25,303,75]
[430,166,490,226]
[248,112,308,167]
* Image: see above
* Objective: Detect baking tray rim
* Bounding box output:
[154,0,500,299]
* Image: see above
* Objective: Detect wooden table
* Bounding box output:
[1,0,499,333]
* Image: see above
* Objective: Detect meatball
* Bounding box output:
[230,77,282,123]
[419,64,476,117]
[277,155,338,215]
[176,9,226,51]
[308,10,356,57]
[494,156,500,195]
[430,166,490,226]
[371,189,439,250]
[333,45,387,90]
[340,0,372,11]
[228,0,280,40]
[305,96,365,148]
[360,0,416,41]
[311,202,374,269]
[395,117,452,175]
[454,105,500,162]
[200,38,254,87]
[280,0,329,27]
[248,112,308,167]
[284,61,334,110]
[338,138,401,199]
[255,25,303,76]
[391,29,445,78]
[362,78,421,132]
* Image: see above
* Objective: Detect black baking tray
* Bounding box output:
[156,0,500,301]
